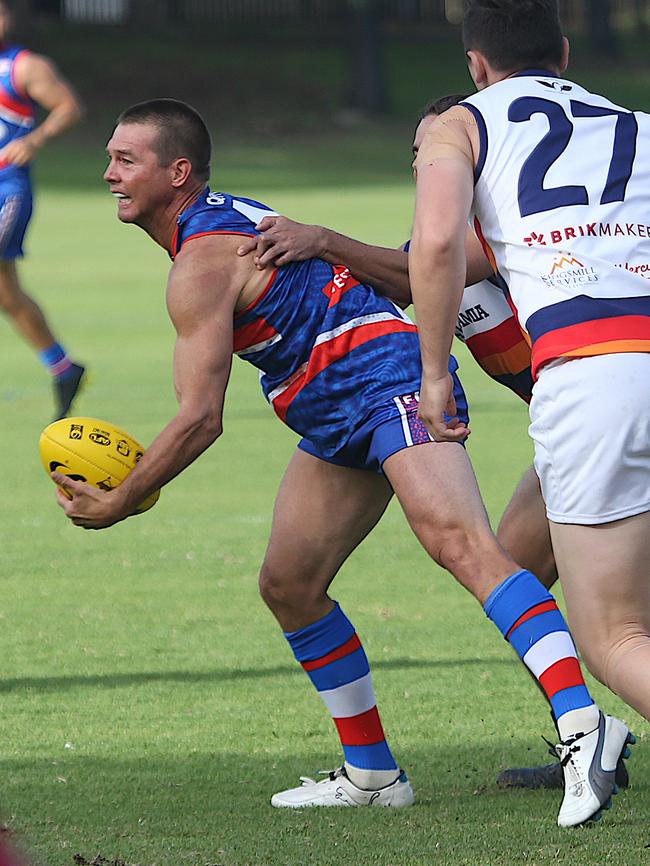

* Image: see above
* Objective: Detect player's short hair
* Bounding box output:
[462,0,564,73]
[413,94,468,142]
[420,94,469,119]
[117,98,211,182]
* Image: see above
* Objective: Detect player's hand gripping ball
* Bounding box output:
[39,417,159,514]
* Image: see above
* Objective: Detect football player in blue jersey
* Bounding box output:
[52,99,625,825]
[0,0,84,419]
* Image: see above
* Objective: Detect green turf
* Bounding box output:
[0,170,647,866]
[1,19,650,863]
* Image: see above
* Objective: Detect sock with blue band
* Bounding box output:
[285,602,399,789]
[38,342,73,380]
[484,570,599,740]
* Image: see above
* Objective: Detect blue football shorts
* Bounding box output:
[298,369,469,474]
[0,180,32,259]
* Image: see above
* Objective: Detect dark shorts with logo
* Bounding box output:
[298,372,468,474]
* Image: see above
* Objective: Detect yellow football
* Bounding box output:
[39,416,160,514]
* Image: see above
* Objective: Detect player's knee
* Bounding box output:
[259,562,303,611]
[0,283,26,315]
[0,288,17,314]
[432,522,490,577]
[591,625,650,690]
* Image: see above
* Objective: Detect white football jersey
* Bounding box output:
[462,71,650,378]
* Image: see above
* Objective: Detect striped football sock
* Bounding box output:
[285,602,399,789]
[38,342,73,380]
[484,570,599,741]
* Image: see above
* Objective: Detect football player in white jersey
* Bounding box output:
[236,92,630,797]
[410,0,650,816]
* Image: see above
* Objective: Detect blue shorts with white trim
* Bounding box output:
[298,369,468,473]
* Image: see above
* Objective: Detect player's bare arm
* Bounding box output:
[409,107,478,442]
[237,215,492,307]
[0,53,83,166]
[237,215,412,303]
[54,236,247,529]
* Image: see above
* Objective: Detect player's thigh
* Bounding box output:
[383,442,515,598]
[497,464,556,588]
[550,511,650,665]
[263,448,393,586]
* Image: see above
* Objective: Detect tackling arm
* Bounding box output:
[237,217,492,310]
[237,216,412,305]
[54,237,243,528]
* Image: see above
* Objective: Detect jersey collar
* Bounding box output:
[513,69,560,78]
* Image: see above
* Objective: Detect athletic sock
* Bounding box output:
[285,602,399,790]
[38,342,73,380]
[484,570,599,741]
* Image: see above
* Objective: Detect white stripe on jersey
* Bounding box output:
[232,199,278,225]
[267,310,413,403]
[267,362,307,403]
[313,311,408,348]
[235,333,283,357]
[0,107,33,128]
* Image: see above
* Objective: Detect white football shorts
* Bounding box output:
[529,352,650,525]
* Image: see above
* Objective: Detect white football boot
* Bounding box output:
[556,712,635,827]
[271,767,415,808]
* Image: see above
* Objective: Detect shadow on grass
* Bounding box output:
[2,747,646,866]
[0,656,515,695]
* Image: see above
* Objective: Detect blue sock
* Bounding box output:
[39,343,73,380]
[285,603,398,775]
[484,570,594,726]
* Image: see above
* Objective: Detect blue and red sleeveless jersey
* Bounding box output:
[173,190,453,456]
[0,45,35,181]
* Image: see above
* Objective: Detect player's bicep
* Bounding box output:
[18,54,78,111]
[173,316,233,422]
[413,158,474,250]
[167,240,242,423]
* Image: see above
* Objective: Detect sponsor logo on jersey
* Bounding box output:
[615,261,650,279]
[524,222,650,247]
[395,391,420,410]
[539,80,573,92]
[550,255,584,273]
[456,303,490,335]
[541,255,599,288]
[0,59,11,76]
[206,192,226,206]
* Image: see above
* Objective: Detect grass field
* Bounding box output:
[1,22,650,862]
[0,160,647,866]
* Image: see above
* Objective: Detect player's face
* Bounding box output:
[411,113,437,176]
[104,122,173,225]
